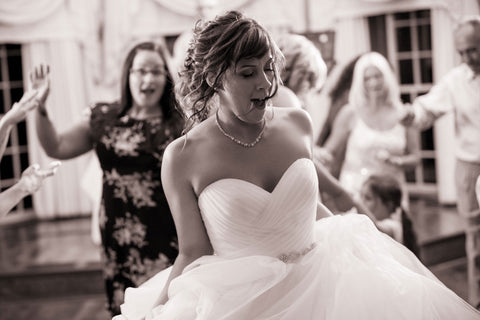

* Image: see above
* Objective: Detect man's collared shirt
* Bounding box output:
[413,63,480,163]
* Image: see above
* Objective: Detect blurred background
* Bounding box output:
[0,0,479,319]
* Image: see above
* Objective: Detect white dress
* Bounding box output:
[340,118,408,204]
[116,158,479,320]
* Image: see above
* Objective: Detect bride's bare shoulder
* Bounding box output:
[163,118,216,172]
[271,106,312,134]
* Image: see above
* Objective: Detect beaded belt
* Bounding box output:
[277,242,317,263]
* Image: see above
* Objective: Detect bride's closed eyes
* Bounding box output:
[236,58,275,78]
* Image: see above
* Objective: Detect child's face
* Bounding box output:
[360,185,391,221]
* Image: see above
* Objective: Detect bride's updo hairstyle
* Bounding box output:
[176,10,284,131]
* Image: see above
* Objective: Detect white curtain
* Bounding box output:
[22,41,95,218]
[0,0,64,25]
[317,16,369,143]
[150,0,252,17]
[0,0,101,219]
[333,16,370,67]
[429,8,456,204]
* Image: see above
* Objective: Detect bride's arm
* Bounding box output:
[153,140,213,307]
[316,200,333,220]
[313,159,372,214]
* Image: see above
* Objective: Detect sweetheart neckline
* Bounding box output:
[198,158,312,200]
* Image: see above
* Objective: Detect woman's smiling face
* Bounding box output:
[364,65,385,96]
[129,50,167,109]
[217,53,275,124]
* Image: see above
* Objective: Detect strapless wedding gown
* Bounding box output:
[115,158,479,320]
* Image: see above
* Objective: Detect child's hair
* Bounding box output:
[364,174,420,257]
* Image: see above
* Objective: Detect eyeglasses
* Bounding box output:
[130,68,167,78]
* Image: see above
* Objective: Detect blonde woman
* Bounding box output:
[318,52,419,208]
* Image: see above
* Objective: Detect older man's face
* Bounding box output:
[455,23,480,75]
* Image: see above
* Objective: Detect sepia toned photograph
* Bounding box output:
[0,0,479,319]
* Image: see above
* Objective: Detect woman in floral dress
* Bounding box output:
[33,42,183,317]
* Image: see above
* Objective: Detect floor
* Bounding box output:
[0,198,473,320]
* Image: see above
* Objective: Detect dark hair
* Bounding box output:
[364,174,420,257]
[176,10,284,131]
[118,41,180,122]
[328,54,362,102]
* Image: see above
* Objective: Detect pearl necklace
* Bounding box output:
[215,111,266,148]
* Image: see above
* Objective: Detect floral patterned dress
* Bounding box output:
[90,103,182,316]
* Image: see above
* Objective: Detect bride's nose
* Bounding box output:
[256,71,272,91]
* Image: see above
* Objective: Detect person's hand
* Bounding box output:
[3,90,40,125]
[399,107,415,127]
[314,147,334,168]
[17,161,61,194]
[377,149,404,167]
[29,64,50,112]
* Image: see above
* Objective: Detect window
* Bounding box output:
[369,10,436,195]
[0,44,32,214]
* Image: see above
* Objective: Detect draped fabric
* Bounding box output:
[0,0,64,26]
[117,159,480,320]
[150,0,252,17]
[22,41,95,218]
[0,0,101,218]
[429,8,457,204]
[333,16,370,67]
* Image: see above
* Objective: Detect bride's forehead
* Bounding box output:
[236,54,273,66]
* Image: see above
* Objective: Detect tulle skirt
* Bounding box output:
[114,214,480,320]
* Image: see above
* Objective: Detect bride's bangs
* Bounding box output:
[233,26,272,62]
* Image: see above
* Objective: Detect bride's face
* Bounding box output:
[217,53,274,124]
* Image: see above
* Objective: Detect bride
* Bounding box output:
[114,11,480,319]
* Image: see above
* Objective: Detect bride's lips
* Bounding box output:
[251,98,267,109]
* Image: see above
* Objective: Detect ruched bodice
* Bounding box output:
[198,158,317,259]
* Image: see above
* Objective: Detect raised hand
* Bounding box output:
[3,90,39,125]
[29,64,50,109]
[17,161,61,194]
[399,108,415,127]
[314,146,334,168]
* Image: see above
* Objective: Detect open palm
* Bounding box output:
[30,64,50,105]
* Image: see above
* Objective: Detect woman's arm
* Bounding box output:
[314,105,354,170]
[383,127,420,169]
[152,140,213,307]
[0,162,60,218]
[313,159,376,218]
[316,200,333,220]
[36,111,93,159]
[0,90,40,159]
[32,65,93,159]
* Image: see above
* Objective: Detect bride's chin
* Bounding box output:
[235,107,266,124]
[247,111,266,124]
